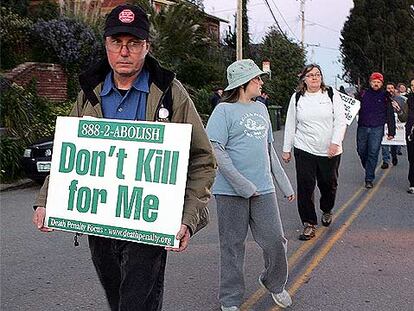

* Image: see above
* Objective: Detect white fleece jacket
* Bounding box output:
[283,89,347,156]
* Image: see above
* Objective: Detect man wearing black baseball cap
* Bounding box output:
[32,4,216,310]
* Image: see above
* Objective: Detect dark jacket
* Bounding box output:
[403,93,414,137]
[358,88,396,136]
[210,92,221,111]
[35,54,217,235]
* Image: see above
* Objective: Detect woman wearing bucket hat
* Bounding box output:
[206,59,295,310]
[282,64,347,241]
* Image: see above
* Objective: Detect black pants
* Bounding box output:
[294,148,341,225]
[88,236,167,311]
[407,135,414,187]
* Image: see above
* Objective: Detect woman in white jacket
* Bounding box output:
[282,64,347,241]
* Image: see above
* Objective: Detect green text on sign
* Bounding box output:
[48,217,174,246]
[78,120,165,143]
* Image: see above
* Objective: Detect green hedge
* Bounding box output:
[0,137,25,183]
[0,83,73,183]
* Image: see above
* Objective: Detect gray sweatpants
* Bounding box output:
[216,193,288,307]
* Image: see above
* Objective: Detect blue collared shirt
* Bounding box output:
[100,69,149,120]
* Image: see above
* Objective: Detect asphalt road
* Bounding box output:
[1,122,413,311]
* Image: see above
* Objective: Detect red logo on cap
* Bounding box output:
[119,9,135,23]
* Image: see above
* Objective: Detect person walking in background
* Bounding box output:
[356,72,396,189]
[256,90,270,107]
[207,59,295,310]
[397,82,408,98]
[282,64,347,241]
[210,86,224,111]
[380,82,406,168]
[400,78,414,193]
[32,4,216,310]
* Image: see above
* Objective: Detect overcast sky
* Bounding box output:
[203,0,354,87]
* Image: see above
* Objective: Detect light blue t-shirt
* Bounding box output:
[206,101,275,196]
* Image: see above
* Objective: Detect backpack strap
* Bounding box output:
[295,86,334,107]
[295,92,301,106]
[327,86,334,103]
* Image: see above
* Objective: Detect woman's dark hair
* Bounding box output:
[296,63,327,95]
[220,81,251,103]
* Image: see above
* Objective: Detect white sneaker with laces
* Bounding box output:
[258,277,292,308]
[408,187,414,194]
[220,306,239,311]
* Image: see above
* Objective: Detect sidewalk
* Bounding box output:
[0,178,35,192]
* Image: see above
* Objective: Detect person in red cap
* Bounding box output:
[356,72,396,188]
[31,4,216,310]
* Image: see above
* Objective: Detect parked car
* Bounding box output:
[21,137,53,183]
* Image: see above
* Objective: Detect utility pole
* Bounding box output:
[300,0,305,49]
[236,0,243,60]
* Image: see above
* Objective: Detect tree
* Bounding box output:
[1,0,29,16]
[253,27,305,111]
[132,0,225,89]
[30,0,59,21]
[222,0,250,59]
[0,7,33,69]
[187,0,204,10]
[242,0,250,58]
[340,0,414,87]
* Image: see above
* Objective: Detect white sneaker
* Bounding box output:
[270,289,292,308]
[258,277,292,308]
[221,306,239,311]
[407,187,414,194]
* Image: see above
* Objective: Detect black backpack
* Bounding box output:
[295,86,334,106]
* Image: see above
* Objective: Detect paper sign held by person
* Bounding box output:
[45,117,192,248]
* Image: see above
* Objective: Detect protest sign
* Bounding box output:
[45,117,192,248]
[382,119,406,146]
[338,93,360,125]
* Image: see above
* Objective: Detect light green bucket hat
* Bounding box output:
[224,59,266,91]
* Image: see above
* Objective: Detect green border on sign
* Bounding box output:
[78,120,165,143]
[48,217,174,246]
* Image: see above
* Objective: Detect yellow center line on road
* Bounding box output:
[268,169,390,311]
[240,187,364,311]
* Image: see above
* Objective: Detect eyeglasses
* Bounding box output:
[305,73,322,78]
[254,76,263,82]
[106,39,147,54]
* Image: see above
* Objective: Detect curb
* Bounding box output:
[0,179,36,192]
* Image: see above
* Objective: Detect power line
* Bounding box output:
[304,19,340,33]
[305,43,339,51]
[262,0,289,40]
[269,0,299,41]
[210,3,264,14]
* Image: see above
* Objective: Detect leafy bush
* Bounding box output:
[30,0,59,21]
[32,18,102,67]
[0,137,25,183]
[0,6,33,69]
[191,86,213,116]
[0,82,73,182]
[0,0,29,16]
[31,17,104,98]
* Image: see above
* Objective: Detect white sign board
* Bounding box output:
[338,93,361,125]
[45,117,192,248]
[382,119,406,146]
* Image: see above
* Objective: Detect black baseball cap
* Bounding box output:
[104,4,149,40]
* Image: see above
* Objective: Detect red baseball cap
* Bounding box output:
[369,72,384,82]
